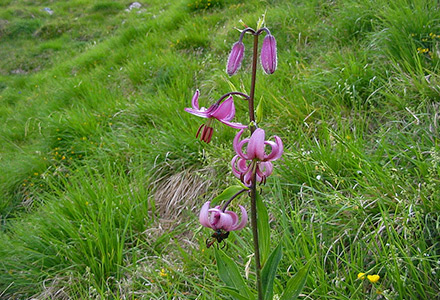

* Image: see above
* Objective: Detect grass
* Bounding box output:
[0,0,439,299]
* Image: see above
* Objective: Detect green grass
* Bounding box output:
[0,0,439,298]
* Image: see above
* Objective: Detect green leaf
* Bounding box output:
[215,248,253,299]
[256,96,264,124]
[256,193,270,266]
[261,243,282,300]
[223,75,238,91]
[211,186,246,207]
[222,287,255,300]
[280,259,312,300]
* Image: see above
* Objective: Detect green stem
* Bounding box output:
[248,33,263,300]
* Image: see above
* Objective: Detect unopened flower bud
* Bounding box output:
[260,34,277,74]
[226,41,245,76]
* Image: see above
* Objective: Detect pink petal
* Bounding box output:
[209,210,233,231]
[224,211,239,229]
[191,90,200,109]
[219,119,248,129]
[233,130,249,159]
[237,158,248,172]
[262,140,278,161]
[243,167,254,186]
[247,128,265,160]
[231,155,242,178]
[211,96,235,120]
[199,201,212,228]
[231,205,248,230]
[264,136,283,161]
[208,208,222,228]
[274,136,284,159]
[184,108,210,118]
[257,161,273,178]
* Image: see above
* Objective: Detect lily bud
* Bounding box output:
[226,41,245,76]
[260,34,277,74]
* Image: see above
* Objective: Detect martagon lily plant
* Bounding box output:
[185,17,310,300]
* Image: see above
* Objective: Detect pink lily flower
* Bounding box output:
[199,201,248,231]
[184,90,247,143]
[231,128,283,186]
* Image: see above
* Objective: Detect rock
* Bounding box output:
[126,2,142,11]
[43,7,54,15]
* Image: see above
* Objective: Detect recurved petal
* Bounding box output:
[231,155,242,178]
[247,128,266,160]
[243,168,254,186]
[265,136,283,161]
[257,161,273,178]
[232,205,248,230]
[224,211,239,229]
[191,89,200,109]
[233,129,248,159]
[274,136,284,159]
[237,157,248,172]
[199,201,212,228]
[262,140,279,161]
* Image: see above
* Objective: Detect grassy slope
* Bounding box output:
[1,0,440,299]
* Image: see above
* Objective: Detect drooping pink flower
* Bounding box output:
[260,34,277,74]
[185,90,247,143]
[227,41,245,76]
[199,201,248,231]
[231,128,283,186]
[233,128,283,161]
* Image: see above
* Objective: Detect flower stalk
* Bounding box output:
[186,22,281,300]
[248,32,263,300]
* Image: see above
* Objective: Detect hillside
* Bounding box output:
[0,0,439,299]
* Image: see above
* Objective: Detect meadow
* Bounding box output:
[0,0,439,299]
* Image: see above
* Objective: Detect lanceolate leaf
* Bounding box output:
[215,248,253,299]
[280,260,312,300]
[256,193,270,266]
[261,243,282,300]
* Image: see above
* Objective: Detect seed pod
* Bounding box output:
[260,34,277,74]
[226,41,245,76]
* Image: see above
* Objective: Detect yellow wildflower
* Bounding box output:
[357,272,366,280]
[159,268,167,277]
[367,274,380,283]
